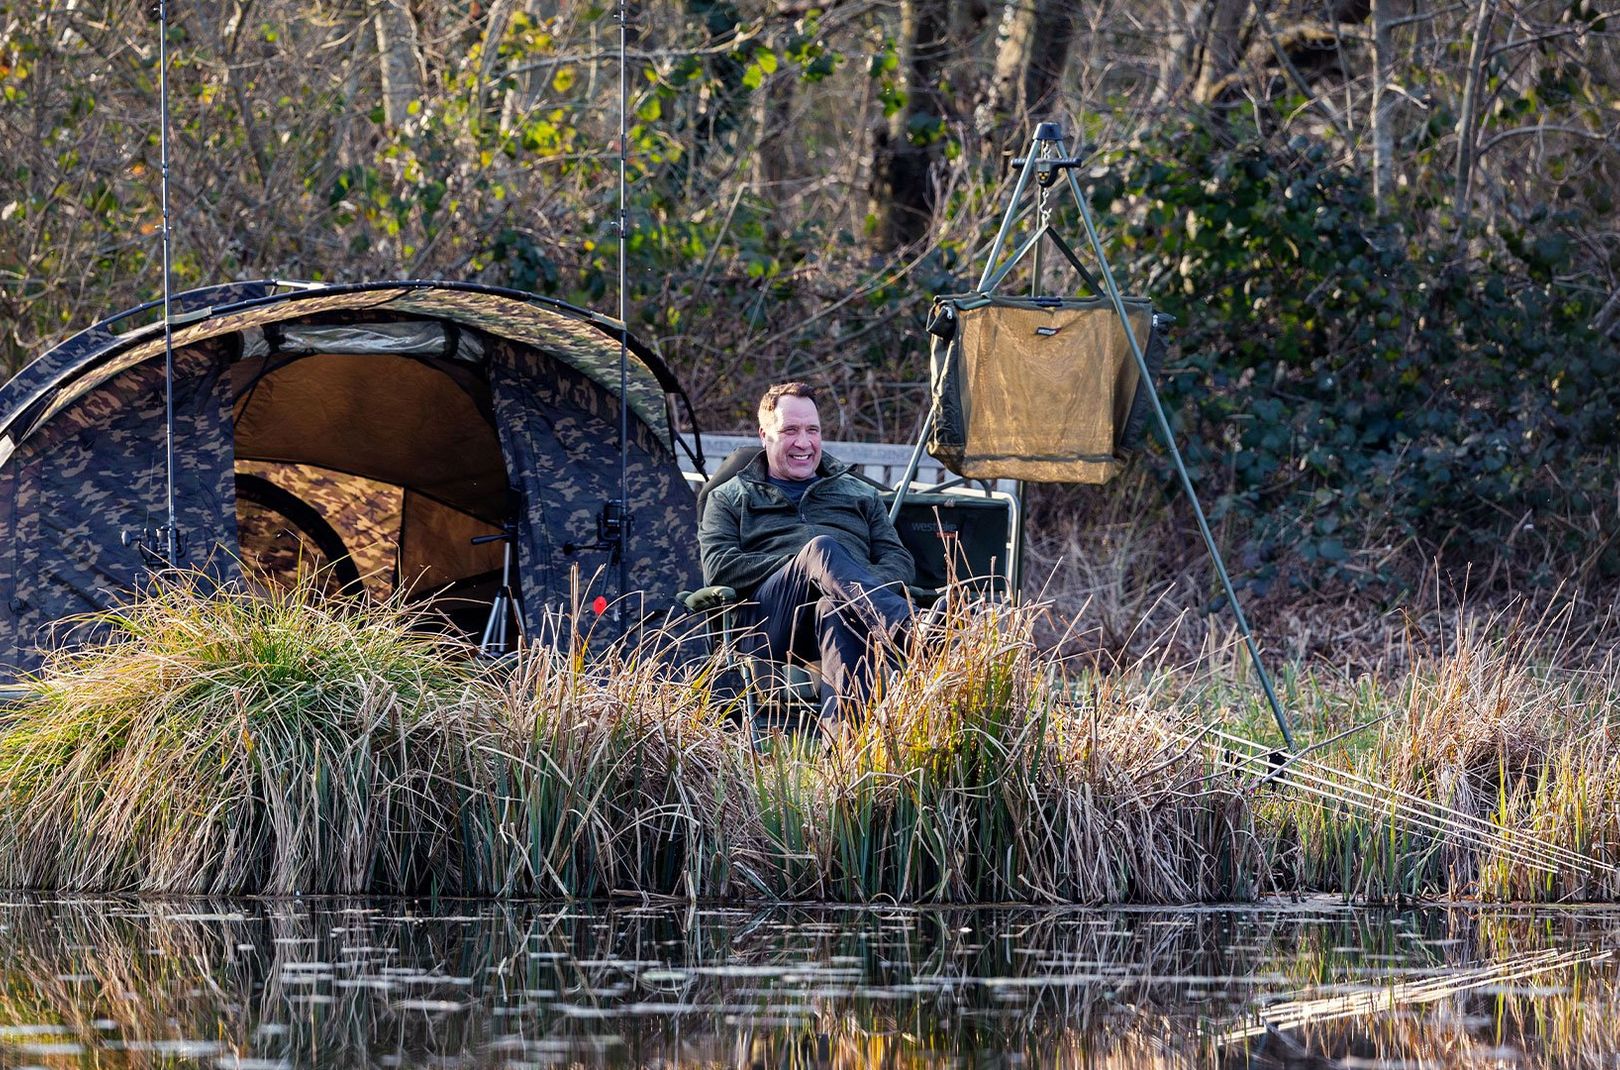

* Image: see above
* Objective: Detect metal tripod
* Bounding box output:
[474,526,518,657]
[895,121,1297,750]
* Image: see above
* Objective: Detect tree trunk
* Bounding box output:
[979,0,1035,140]
[374,0,425,130]
[680,0,750,183]
[1023,1,1077,122]
[871,0,953,250]
[1369,0,1396,213]
[978,0,1076,148]
[947,0,993,110]
[498,0,543,134]
[1193,0,1251,103]
[1155,0,1209,104]
[1453,0,1497,227]
[475,0,514,88]
[753,52,795,192]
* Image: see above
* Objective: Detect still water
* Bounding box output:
[0,896,1616,1068]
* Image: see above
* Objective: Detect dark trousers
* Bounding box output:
[743,535,913,720]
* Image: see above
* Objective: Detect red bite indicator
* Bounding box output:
[592,595,607,616]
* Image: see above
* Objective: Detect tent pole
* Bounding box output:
[158,0,178,564]
[1054,129,1296,751]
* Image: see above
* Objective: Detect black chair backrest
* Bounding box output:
[883,490,1011,591]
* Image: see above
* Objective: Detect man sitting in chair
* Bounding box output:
[698,381,916,722]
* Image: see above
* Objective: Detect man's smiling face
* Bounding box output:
[760,394,822,481]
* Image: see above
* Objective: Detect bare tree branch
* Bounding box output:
[1477,122,1619,157]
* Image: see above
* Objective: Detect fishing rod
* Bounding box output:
[158,0,178,563]
[1211,743,1581,874]
[1153,727,1585,876]
[1210,727,1604,872]
[1213,749,1570,875]
[614,0,631,627]
[1208,733,1599,876]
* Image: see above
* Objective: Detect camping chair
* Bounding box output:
[678,446,1017,733]
[678,446,824,731]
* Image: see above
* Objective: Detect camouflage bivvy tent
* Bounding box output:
[0,280,706,676]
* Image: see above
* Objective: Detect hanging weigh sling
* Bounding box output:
[925,293,1169,484]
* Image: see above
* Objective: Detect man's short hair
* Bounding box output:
[757,381,819,427]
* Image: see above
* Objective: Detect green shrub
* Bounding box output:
[1092,111,1620,592]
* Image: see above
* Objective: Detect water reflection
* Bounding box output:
[0,897,1617,1068]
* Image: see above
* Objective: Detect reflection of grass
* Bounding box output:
[0,901,512,1068]
[4,901,1620,1069]
[1242,950,1620,1070]
[1220,912,1620,1069]
[1225,947,1610,1040]
[1,577,1618,901]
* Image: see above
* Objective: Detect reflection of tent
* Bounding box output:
[0,280,704,673]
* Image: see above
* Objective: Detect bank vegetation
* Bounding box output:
[0,578,1614,904]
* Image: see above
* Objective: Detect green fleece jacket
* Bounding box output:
[698,451,915,597]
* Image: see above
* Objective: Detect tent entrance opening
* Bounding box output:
[229,350,515,638]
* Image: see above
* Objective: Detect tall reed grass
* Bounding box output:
[0,573,1259,902]
[0,573,490,894]
[796,601,1258,903]
[2,576,1616,901]
[472,622,767,899]
[7,899,1618,1069]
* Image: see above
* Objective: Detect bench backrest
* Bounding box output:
[679,433,1013,490]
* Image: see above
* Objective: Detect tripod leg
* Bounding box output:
[1060,151,1296,751]
[480,598,499,653]
[887,408,937,524]
[976,130,1046,293]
